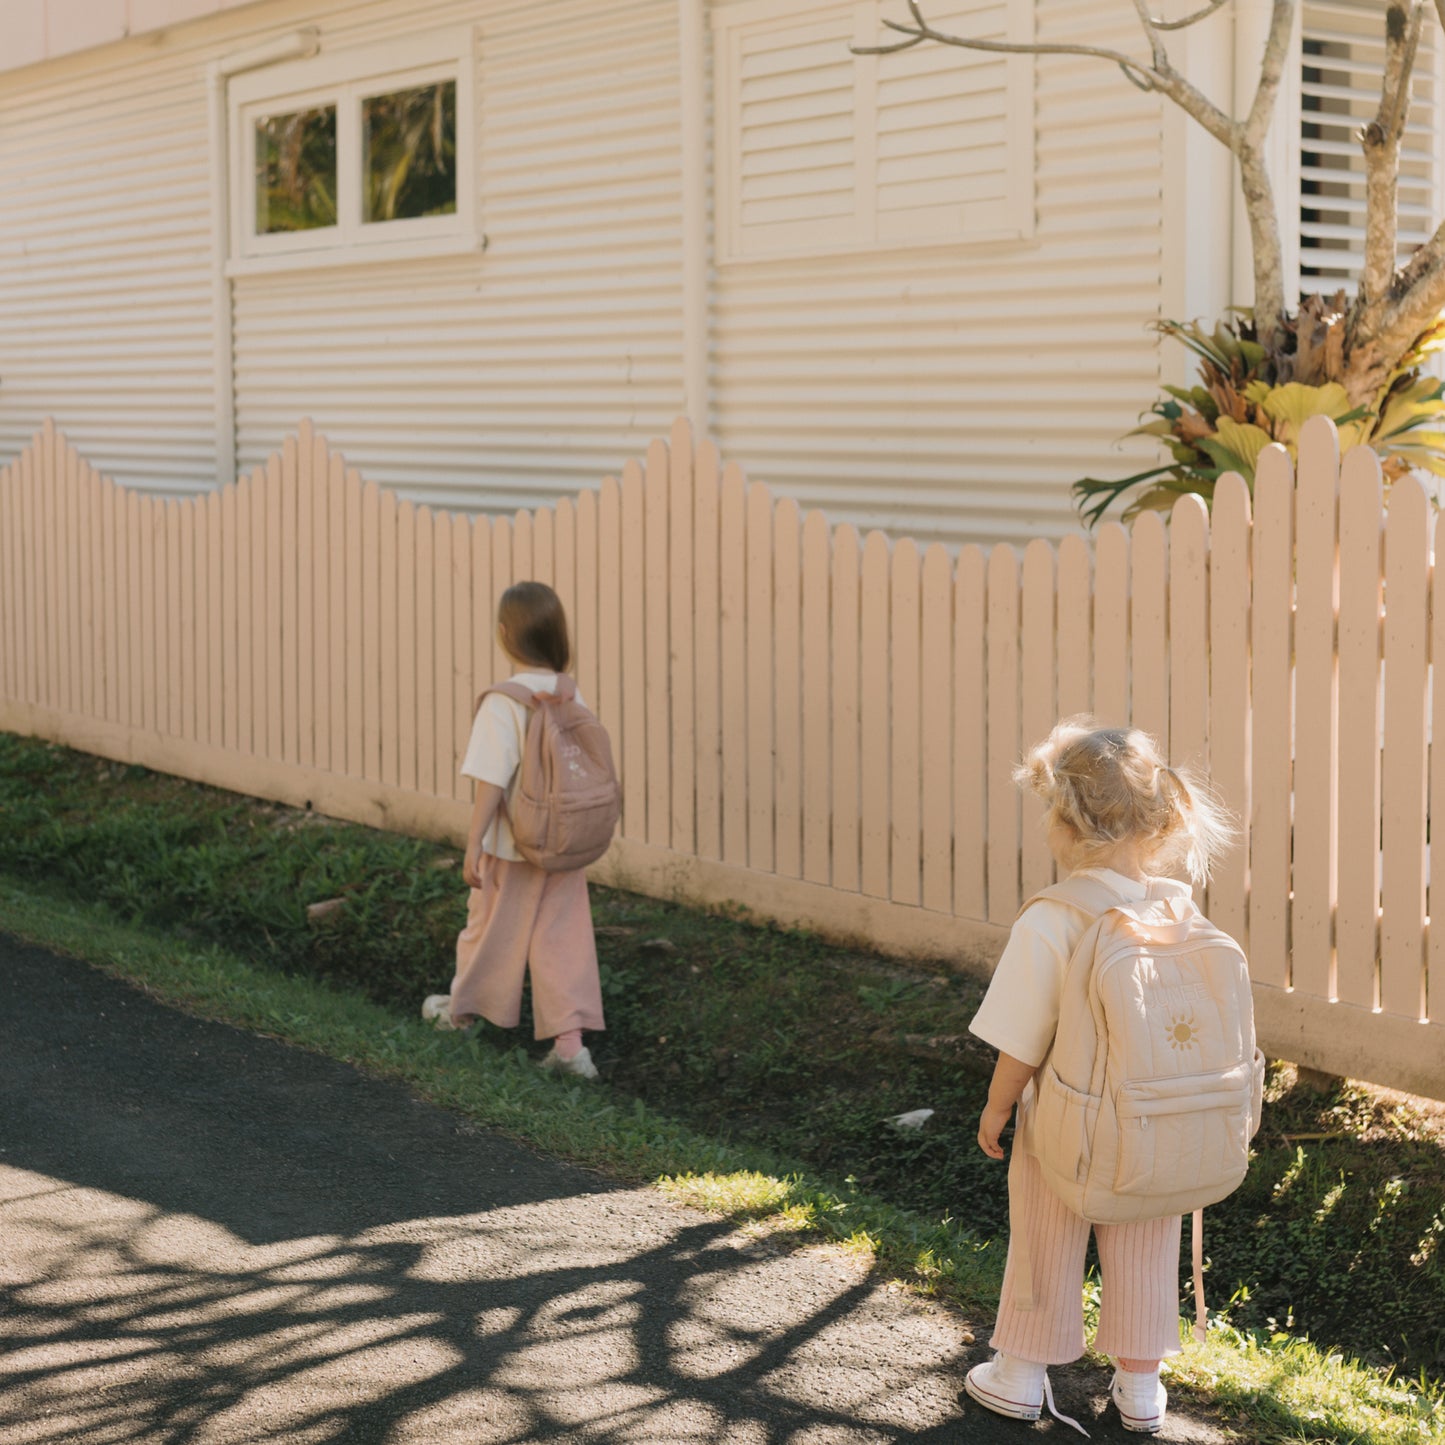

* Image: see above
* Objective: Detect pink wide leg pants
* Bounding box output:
[449,854,605,1040]
[990,1141,1182,1365]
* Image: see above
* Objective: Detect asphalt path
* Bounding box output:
[0,935,1230,1443]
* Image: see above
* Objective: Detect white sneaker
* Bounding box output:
[421,994,463,1031]
[966,1353,1090,1436]
[963,1351,1045,1421]
[1112,1368,1167,1434]
[539,1044,599,1080]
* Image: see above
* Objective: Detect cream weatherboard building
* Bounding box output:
[2,0,1434,546]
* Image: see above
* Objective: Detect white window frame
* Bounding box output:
[226,27,478,275]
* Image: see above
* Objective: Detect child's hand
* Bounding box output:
[463,849,484,889]
[977,1101,1013,1160]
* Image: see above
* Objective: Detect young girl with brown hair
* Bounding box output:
[421,581,605,1078]
[966,718,1237,1435]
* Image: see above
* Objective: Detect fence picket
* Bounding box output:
[1336,449,1384,1009]
[860,529,891,899]
[987,544,1021,923]
[774,498,803,880]
[1431,511,1445,1030]
[380,491,399,788]
[42,423,58,713]
[802,509,832,886]
[469,510,492,788]
[1131,511,1168,744]
[645,440,671,846]
[920,542,953,913]
[1250,445,1295,988]
[555,498,577,675]
[1208,474,1252,945]
[620,461,646,841]
[434,513,456,798]
[295,425,314,767]
[1380,475,1430,1020]
[490,513,515,688]
[417,509,437,797]
[693,442,723,863]
[329,456,348,775]
[890,537,922,905]
[180,494,196,740]
[1093,523,1129,726]
[596,479,622,768]
[59,443,74,713]
[142,494,159,734]
[221,483,237,750]
[1020,539,1056,896]
[1168,495,1209,775]
[669,420,696,855]
[398,502,417,793]
[1057,535,1091,718]
[265,456,283,759]
[575,490,599,719]
[344,469,364,776]
[361,482,381,781]
[77,455,95,719]
[310,432,331,770]
[831,524,862,892]
[954,546,987,919]
[1293,416,1341,1001]
[533,503,554,588]
[513,509,534,586]
[281,437,298,764]
[747,483,776,874]
[452,516,474,805]
[719,465,749,866]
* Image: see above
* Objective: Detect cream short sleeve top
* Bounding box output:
[968,867,1154,1068]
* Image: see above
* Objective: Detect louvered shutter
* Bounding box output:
[714,0,1034,262]
[1299,0,1441,289]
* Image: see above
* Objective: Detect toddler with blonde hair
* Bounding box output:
[965,718,1236,1435]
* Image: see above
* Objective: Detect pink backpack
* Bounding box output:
[477,675,621,873]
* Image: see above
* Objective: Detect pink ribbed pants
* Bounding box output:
[449,854,605,1040]
[991,1142,1182,1365]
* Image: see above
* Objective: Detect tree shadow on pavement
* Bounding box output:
[0,936,975,1443]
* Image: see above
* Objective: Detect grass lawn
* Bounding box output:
[1,732,1442,1444]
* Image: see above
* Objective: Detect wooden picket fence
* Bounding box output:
[0,416,1440,1098]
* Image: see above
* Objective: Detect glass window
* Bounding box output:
[255,105,338,234]
[362,80,457,224]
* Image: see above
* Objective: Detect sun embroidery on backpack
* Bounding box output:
[1167,1012,1200,1050]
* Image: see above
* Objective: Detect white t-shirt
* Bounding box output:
[968,868,1155,1068]
[460,670,588,861]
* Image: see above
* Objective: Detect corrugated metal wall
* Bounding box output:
[1,0,1169,543]
[0,36,217,495]
[711,0,1167,546]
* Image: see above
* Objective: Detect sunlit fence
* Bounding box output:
[0,416,1439,1098]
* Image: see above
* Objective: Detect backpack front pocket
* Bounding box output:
[1112,1061,1255,1203]
[1034,1063,1099,1184]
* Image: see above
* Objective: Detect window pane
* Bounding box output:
[255,105,338,234]
[363,80,457,223]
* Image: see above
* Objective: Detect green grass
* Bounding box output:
[2,732,1444,1444]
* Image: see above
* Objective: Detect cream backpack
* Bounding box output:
[1029,874,1265,1227]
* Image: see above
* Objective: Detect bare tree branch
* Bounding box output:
[1144,0,1231,31]
[853,2,1168,90]
[1359,3,1426,306]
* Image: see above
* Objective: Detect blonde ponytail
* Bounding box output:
[1017,717,1237,885]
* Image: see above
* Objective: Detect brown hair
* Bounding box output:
[1014,716,1236,886]
[497,581,571,673]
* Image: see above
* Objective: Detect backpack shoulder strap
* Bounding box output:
[1017,873,1129,923]
[475,680,539,715]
